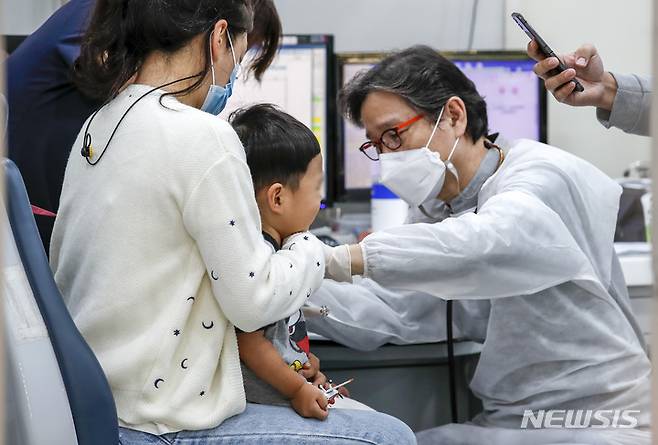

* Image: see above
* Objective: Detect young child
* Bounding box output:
[230,104,349,421]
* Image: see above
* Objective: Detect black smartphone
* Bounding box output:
[511,12,584,92]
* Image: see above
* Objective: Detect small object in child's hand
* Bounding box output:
[323,378,354,403]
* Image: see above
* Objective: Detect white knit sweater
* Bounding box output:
[50,84,325,434]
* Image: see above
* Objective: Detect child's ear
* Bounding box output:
[266,183,285,215]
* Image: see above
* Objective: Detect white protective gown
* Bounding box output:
[307,149,503,350]
[347,140,651,444]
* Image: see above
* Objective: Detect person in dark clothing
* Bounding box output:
[6,0,282,256]
[7,0,99,255]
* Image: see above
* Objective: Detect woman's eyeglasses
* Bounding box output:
[358,114,423,161]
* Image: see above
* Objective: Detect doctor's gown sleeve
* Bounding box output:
[360,173,611,300]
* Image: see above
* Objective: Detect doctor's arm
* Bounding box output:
[327,190,594,300]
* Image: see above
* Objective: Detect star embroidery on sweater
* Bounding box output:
[229,220,236,226]
[290,263,293,269]
[289,290,293,296]
[249,271,255,278]
[173,329,181,336]
[316,261,321,267]
[199,391,205,396]
[303,236,309,240]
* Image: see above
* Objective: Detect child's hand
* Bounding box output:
[299,354,331,387]
[291,383,329,420]
[312,371,328,387]
[299,353,321,381]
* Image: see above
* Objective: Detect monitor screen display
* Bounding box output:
[221,35,333,202]
[341,55,545,194]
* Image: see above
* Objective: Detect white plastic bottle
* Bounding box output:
[371,183,408,232]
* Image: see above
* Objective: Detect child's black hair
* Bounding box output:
[230,104,321,191]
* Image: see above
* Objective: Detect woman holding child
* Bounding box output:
[50,0,415,443]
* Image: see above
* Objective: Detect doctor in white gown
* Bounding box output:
[323,45,651,445]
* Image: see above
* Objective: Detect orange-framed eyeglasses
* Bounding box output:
[358,114,424,161]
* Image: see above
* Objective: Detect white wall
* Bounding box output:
[2,0,62,35]
[277,0,652,177]
[504,0,653,178]
[273,0,505,53]
[4,0,652,177]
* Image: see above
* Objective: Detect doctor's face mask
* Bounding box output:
[379,106,461,207]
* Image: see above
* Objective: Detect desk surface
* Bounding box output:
[310,339,483,370]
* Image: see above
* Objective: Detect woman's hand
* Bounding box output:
[527,40,617,111]
[291,383,329,420]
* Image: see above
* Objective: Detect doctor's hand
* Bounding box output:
[528,40,617,111]
[322,244,351,282]
[322,243,365,282]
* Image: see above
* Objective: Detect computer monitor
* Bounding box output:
[338,52,547,201]
[221,34,336,205]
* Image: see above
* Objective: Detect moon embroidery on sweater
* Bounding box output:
[154,378,164,389]
[181,358,189,369]
[210,270,219,281]
[202,321,214,329]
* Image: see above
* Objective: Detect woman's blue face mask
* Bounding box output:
[201,30,240,115]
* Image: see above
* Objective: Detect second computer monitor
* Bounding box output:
[339,52,547,199]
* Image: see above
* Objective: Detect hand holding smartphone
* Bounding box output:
[512,12,584,93]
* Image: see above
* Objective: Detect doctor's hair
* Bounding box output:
[340,45,489,143]
[74,0,281,101]
[229,104,321,192]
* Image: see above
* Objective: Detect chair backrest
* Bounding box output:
[3,159,119,445]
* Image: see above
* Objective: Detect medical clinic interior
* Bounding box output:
[2,0,658,444]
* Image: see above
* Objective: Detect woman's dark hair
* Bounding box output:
[341,45,489,143]
[247,0,282,81]
[230,104,321,192]
[74,0,281,101]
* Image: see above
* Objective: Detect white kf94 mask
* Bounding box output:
[379,106,460,207]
